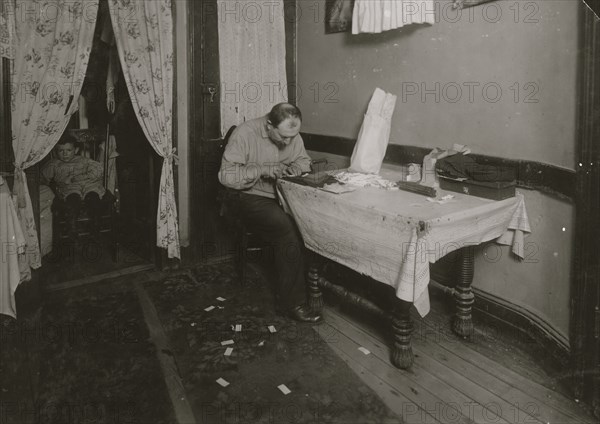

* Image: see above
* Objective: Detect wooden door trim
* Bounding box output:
[570,2,600,417]
[174,0,191,247]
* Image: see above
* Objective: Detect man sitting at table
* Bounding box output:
[218,103,322,323]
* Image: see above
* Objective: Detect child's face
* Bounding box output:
[57,143,76,162]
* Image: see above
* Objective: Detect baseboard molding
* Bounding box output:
[302,132,576,201]
[428,278,571,368]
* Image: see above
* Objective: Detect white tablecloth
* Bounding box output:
[277,172,530,317]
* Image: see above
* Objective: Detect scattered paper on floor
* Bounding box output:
[235,324,242,332]
[268,325,277,333]
[217,297,226,302]
[278,384,291,395]
[204,306,215,312]
[224,347,233,356]
[358,347,371,355]
[221,340,234,346]
[216,378,229,387]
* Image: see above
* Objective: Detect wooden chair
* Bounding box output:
[216,126,261,284]
[51,127,120,260]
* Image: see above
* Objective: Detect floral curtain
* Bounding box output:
[0,0,16,59]
[108,0,179,258]
[11,0,98,277]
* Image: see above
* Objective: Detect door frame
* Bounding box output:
[570,1,600,418]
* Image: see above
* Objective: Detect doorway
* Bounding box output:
[187,0,298,262]
[40,0,157,288]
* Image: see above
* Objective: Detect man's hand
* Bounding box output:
[282,164,302,177]
[261,163,286,180]
[260,163,302,180]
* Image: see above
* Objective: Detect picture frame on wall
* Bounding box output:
[325,0,354,33]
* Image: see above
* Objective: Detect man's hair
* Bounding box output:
[56,133,77,147]
[267,103,302,127]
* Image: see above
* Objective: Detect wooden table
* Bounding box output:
[277,170,530,369]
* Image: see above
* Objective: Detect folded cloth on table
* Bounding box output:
[334,171,398,190]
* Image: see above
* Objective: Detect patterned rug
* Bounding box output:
[144,262,400,424]
[21,280,174,424]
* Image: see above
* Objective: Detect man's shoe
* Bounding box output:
[288,304,323,324]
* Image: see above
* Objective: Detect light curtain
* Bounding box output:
[217,0,288,136]
[11,0,98,277]
[108,0,179,258]
[0,177,26,318]
[352,0,435,34]
[0,0,16,59]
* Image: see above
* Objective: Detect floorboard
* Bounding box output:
[415,316,593,424]
[421,290,567,395]
[323,340,443,424]
[322,306,595,424]
[42,237,150,289]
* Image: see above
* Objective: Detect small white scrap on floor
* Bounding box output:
[258,340,265,347]
[235,324,242,332]
[217,306,224,309]
[190,322,196,327]
[277,384,291,395]
[268,325,277,333]
[204,306,215,312]
[221,340,234,346]
[224,347,233,356]
[216,297,226,302]
[358,347,371,355]
[216,378,229,387]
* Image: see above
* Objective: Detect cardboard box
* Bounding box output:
[439,176,516,200]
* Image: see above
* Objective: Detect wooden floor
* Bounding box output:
[9,261,597,424]
[41,237,152,291]
[317,302,595,424]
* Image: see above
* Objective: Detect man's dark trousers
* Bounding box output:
[238,192,306,312]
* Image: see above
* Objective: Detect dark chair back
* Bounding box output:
[217,126,239,218]
[223,125,237,148]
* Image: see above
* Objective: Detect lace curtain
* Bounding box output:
[217,0,288,136]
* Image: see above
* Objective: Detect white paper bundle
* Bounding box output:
[350,88,397,174]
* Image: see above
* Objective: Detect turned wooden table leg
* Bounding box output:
[391,300,414,369]
[452,246,475,338]
[307,259,324,313]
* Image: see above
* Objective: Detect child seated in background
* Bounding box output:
[42,133,106,239]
